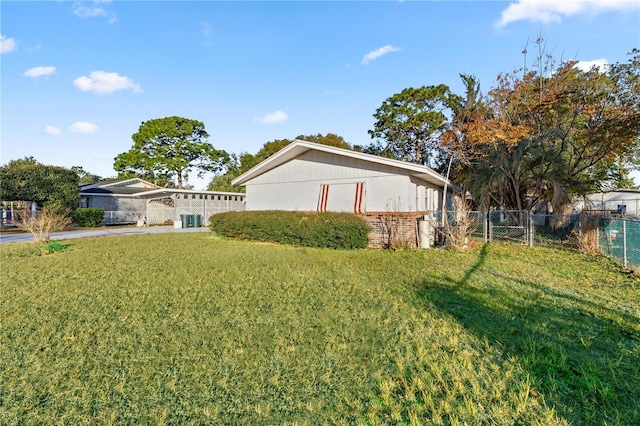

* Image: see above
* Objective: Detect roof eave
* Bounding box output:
[232,139,451,187]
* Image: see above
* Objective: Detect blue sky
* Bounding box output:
[2,0,639,189]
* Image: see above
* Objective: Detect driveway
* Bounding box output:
[0,225,210,244]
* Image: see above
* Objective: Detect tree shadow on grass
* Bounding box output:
[414,244,640,425]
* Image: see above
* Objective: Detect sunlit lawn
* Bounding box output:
[1,233,639,425]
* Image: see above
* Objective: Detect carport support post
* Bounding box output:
[173,194,177,222]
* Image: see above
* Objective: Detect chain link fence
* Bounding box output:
[433,210,640,270]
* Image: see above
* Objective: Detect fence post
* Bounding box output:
[488,212,493,243]
[483,211,488,243]
[622,219,628,268]
[529,211,534,248]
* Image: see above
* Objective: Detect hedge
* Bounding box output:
[73,208,104,227]
[209,211,370,249]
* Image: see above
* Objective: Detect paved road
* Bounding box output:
[0,225,210,244]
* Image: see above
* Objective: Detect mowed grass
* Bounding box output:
[1,234,639,425]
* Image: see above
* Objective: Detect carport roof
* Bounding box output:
[132,189,246,199]
[80,178,245,199]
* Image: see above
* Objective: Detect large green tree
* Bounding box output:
[368,85,451,170]
[208,153,258,192]
[0,157,79,210]
[114,116,227,189]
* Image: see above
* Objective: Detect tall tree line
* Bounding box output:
[366,46,640,211]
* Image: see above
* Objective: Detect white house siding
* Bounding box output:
[244,150,444,213]
[575,191,640,217]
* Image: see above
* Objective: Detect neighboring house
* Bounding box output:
[573,189,640,218]
[79,178,245,225]
[231,139,456,247]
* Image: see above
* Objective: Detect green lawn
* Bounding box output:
[1,234,639,425]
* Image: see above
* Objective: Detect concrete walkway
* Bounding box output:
[0,225,210,244]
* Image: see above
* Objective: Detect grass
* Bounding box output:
[1,233,639,425]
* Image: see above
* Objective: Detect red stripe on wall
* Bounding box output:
[319,184,329,212]
[354,182,364,214]
[324,185,330,212]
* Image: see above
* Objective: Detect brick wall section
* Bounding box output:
[360,212,429,249]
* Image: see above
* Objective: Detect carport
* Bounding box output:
[134,189,246,226]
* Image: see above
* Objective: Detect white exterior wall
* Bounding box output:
[244,150,444,213]
[575,191,640,217]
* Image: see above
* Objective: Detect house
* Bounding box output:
[231,140,456,247]
[573,189,640,218]
[79,178,246,225]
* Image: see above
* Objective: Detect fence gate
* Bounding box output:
[487,210,528,245]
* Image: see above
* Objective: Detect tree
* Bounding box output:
[208,153,257,192]
[368,85,451,170]
[295,133,351,150]
[71,166,102,183]
[209,133,353,191]
[352,140,396,158]
[439,73,486,194]
[442,47,640,211]
[255,133,352,162]
[114,116,228,189]
[0,157,79,210]
[254,138,292,162]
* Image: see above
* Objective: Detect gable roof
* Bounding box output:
[232,139,452,187]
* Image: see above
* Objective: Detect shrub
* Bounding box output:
[209,211,370,249]
[73,208,104,227]
[42,240,68,254]
[18,203,72,242]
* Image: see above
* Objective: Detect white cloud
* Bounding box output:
[72,1,117,23]
[496,0,639,28]
[362,45,401,65]
[69,122,99,133]
[23,66,56,78]
[259,110,289,124]
[73,71,142,94]
[1,35,17,54]
[575,58,610,72]
[44,125,61,135]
